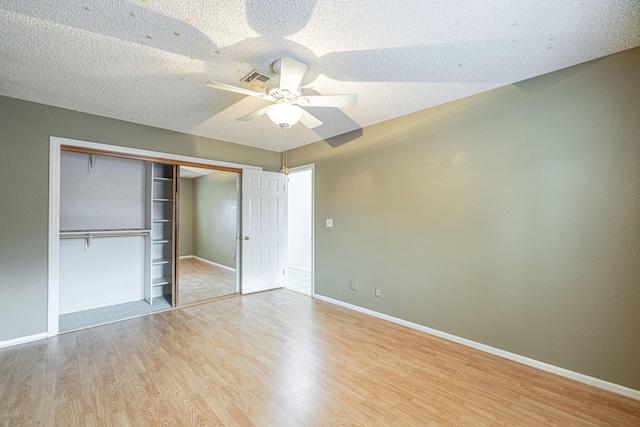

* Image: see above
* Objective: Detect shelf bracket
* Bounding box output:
[84,235,93,253]
[88,154,96,174]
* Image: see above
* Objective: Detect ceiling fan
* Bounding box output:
[205,57,357,130]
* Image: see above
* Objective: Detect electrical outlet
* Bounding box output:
[232,254,236,260]
[350,281,359,291]
[225,253,229,259]
[375,287,381,298]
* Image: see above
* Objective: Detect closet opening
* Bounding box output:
[57,152,171,331]
[55,144,242,333]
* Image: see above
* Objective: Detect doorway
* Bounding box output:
[286,166,314,296]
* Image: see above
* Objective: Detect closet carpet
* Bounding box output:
[59,296,172,333]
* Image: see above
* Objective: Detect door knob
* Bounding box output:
[244,236,250,240]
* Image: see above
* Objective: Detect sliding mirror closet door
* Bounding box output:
[178,166,239,304]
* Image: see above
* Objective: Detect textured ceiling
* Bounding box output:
[1,1,638,152]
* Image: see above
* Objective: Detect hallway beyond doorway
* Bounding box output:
[287,268,311,296]
[286,166,313,297]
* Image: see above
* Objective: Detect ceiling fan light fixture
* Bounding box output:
[267,104,303,129]
[206,57,354,130]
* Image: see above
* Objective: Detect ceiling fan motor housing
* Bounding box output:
[267,85,300,104]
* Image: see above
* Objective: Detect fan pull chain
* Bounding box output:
[281,128,289,175]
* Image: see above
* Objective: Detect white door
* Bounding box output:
[241,170,285,294]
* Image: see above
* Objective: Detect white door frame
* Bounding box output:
[48,136,261,336]
[284,164,315,296]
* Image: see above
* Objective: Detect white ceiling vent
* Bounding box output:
[240,70,272,88]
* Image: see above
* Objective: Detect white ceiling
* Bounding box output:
[1,1,638,152]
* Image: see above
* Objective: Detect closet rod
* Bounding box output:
[60,231,151,239]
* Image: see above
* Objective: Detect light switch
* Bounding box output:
[326,218,333,228]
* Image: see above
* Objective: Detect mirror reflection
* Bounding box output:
[178,166,239,304]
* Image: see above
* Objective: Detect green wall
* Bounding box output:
[192,171,239,269]
[179,177,194,256]
[0,97,279,341]
[179,172,239,267]
[290,47,640,390]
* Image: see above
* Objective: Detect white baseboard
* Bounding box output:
[190,255,237,272]
[0,332,48,349]
[179,255,193,259]
[312,293,640,401]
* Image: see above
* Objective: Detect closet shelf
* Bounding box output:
[60,229,151,238]
[152,277,172,286]
[150,163,174,302]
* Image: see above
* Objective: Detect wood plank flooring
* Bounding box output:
[1,290,639,426]
[179,257,237,305]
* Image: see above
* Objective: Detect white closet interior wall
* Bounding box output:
[59,152,150,314]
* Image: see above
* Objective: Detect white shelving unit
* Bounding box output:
[147,163,175,305]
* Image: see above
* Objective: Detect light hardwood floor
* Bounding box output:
[1,290,639,426]
[179,257,237,304]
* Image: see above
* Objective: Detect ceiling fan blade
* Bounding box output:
[298,109,323,129]
[279,57,307,94]
[237,105,272,121]
[297,94,358,108]
[205,81,271,100]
